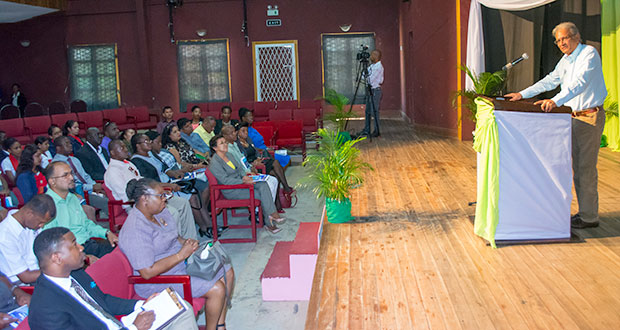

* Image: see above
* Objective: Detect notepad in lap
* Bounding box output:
[122,287,187,330]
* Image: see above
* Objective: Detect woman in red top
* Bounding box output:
[63,120,84,154]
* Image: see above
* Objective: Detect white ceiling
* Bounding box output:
[0,0,58,23]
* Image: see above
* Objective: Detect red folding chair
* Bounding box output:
[276,100,298,109]
[269,108,293,121]
[126,106,158,130]
[272,120,306,160]
[102,183,133,233]
[204,169,264,243]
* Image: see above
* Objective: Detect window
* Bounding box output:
[322,33,375,104]
[68,44,120,110]
[177,39,231,112]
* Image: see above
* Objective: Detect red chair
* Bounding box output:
[51,113,78,129]
[269,108,293,121]
[186,102,209,114]
[48,101,67,115]
[173,110,192,121]
[252,101,275,122]
[102,183,133,233]
[293,108,321,134]
[231,101,253,113]
[204,168,264,243]
[103,108,134,131]
[276,100,298,109]
[69,100,87,113]
[85,248,206,321]
[207,102,230,113]
[23,103,47,117]
[126,106,158,130]
[272,120,306,160]
[0,105,20,119]
[203,111,220,120]
[77,111,104,133]
[24,116,52,141]
[0,118,30,144]
[252,122,277,148]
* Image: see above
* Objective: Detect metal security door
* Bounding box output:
[253,41,299,101]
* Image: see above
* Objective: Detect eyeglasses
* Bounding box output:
[554,35,574,45]
[147,192,172,200]
[50,172,73,179]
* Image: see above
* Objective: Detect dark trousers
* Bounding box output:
[82,238,115,258]
[362,87,382,134]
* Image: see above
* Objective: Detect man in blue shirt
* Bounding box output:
[505,22,606,229]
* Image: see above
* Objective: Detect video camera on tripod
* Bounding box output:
[356,45,370,62]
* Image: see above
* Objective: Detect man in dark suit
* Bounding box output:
[11,84,27,117]
[29,227,198,330]
[75,127,110,181]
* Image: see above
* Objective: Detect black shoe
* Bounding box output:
[370,131,381,138]
[198,229,208,238]
[248,212,260,224]
[571,216,599,229]
[204,226,229,239]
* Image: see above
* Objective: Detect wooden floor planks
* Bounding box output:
[305,120,620,330]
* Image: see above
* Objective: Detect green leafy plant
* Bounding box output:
[453,65,507,121]
[604,100,618,119]
[301,128,373,202]
[323,89,355,131]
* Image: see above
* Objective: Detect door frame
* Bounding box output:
[252,40,300,101]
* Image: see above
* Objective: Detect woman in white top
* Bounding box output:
[0,137,22,186]
[34,136,53,169]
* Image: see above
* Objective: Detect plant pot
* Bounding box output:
[325,197,353,223]
[337,131,352,143]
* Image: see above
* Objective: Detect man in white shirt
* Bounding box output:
[0,194,56,284]
[359,49,384,138]
[28,227,198,330]
[505,22,607,229]
[104,140,198,240]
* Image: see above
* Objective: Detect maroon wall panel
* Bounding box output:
[0,0,401,114]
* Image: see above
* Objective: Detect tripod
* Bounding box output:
[344,56,376,142]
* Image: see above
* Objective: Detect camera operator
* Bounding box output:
[358,49,384,138]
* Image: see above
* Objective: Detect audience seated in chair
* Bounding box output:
[190,105,203,130]
[220,125,281,210]
[47,124,62,157]
[130,133,214,237]
[119,178,232,330]
[0,194,55,284]
[156,105,176,134]
[29,227,199,330]
[34,136,53,169]
[101,122,121,153]
[178,118,210,155]
[52,136,108,214]
[10,84,27,117]
[104,139,198,240]
[63,120,84,155]
[0,131,8,163]
[236,123,295,196]
[193,116,217,147]
[16,144,47,203]
[1,138,22,186]
[209,134,285,234]
[120,128,136,155]
[75,128,110,181]
[43,161,117,259]
[162,123,207,166]
[238,107,291,167]
[214,106,239,135]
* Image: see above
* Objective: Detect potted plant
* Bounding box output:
[301,128,373,223]
[323,88,355,140]
[453,65,507,122]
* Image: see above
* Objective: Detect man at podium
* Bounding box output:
[505,22,606,229]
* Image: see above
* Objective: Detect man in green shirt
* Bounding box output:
[43,161,118,259]
[193,116,216,146]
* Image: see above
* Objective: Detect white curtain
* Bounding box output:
[465,0,557,89]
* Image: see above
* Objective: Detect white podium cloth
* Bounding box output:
[494,110,572,240]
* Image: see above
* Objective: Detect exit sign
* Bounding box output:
[266,19,281,27]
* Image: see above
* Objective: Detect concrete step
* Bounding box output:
[260,221,321,301]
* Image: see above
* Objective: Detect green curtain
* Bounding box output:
[473,97,500,248]
[602,0,620,151]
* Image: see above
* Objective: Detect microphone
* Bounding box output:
[502,53,529,70]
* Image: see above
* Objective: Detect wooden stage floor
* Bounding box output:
[305,120,620,330]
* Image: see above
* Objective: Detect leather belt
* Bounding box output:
[572,106,601,117]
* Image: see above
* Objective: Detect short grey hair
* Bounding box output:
[552,22,580,39]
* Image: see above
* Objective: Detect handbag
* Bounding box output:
[279,188,297,208]
[185,241,231,281]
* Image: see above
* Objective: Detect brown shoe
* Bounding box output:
[571,216,599,229]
